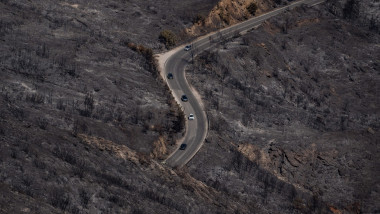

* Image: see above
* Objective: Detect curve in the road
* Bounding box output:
[157,0,325,168]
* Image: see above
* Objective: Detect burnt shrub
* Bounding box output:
[79,188,90,208]
[56,98,66,110]
[193,14,206,25]
[72,159,87,179]
[79,93,94,117]
[0,125,4,136]
[95,171,130,189]
[37,117,48,130]
[53,147,77,165]
[172,110,185,133]
[33,158,46,169]
[10,149,17,159]
[72,119,88,136]
[247,3,258,16]
[343,0,360,20]
[26,93,44,104]
[36,43,49,58]
[49,187,71,211]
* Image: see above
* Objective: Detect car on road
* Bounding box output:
[181,95,188,102]
[167,73,173,79]
[188,114,194,120]
[184,45,192,51]
[179,144,187,150]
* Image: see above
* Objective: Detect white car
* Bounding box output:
[188,114,194,120]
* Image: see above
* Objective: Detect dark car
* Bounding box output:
[167,73,173,79]
[181,95,188,102]
[184,45,192,51]
[179,144,187,150]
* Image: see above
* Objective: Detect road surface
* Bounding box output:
[157,0,325,168]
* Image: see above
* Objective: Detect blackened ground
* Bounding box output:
[0,0,261,213]
[1,0,379,213]
[186,3,379,213]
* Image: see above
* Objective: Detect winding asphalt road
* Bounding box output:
[158,0,325,168]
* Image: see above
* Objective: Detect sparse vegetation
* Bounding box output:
[159,30,177,48]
